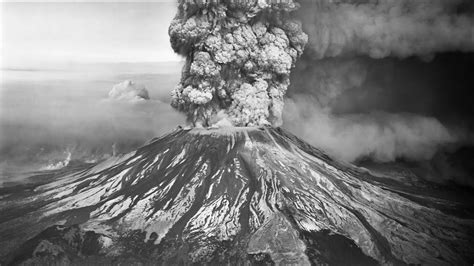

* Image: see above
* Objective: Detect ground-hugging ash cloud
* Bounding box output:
[169,1,307,127]
[283,96,459,162]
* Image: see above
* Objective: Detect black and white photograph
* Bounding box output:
[1,0,474,264]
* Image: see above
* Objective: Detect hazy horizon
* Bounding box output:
[1,1,180,68]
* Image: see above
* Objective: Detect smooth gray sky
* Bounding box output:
[1,1,180,67]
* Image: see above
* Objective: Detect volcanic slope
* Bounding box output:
[1,127,473,265]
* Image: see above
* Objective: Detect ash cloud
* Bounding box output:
[298,0,474,59]
[166,0,474,165]
[284,96,460,162]
[281,0,474,163]
[169,1,307,127]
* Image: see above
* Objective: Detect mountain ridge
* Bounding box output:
[1,127,473,265]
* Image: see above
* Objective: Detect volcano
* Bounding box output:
[1,127,473,265]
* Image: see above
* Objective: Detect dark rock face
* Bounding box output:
[1,127,473,265]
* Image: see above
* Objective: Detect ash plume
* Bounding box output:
[282,0,474,163]
[169,0,307,127]
[298,0,474,59]
[167,0,474,165]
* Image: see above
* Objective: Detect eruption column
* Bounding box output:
[169,0,307,127]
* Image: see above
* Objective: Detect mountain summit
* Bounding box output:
[1,127,473,265]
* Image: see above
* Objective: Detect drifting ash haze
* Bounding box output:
[298,0,474,59]
[284,0,474,163]
[0,75,183,183]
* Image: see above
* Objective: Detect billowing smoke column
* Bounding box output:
[169,0,307,127]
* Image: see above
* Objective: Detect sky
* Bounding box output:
[1,1,179,68]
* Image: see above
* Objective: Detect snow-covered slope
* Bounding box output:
[1,127,473,265]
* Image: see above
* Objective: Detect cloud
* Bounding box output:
[108,80,150,101]
[298,0,474,59]
[283,95,459,162]
[281,1,474,164]
[168,1,307,127]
